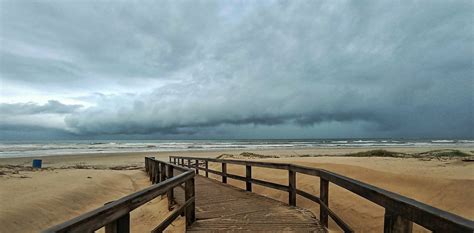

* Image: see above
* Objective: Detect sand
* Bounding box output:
[0,165,183,232]
[216,157,474,232]
[1,147,473,232]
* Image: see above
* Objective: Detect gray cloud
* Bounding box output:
[0,100,82,137]
[0,100,82,115]
[1,0,473,139]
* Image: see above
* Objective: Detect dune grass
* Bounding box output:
[217,149,473,160]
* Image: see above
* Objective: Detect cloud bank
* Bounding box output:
[1,0,473,139]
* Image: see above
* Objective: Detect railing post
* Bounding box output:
[155,162,160,183]
[384,209,413,233]
[205,160,209,177]
[246,165,252,192]
[320,177,329,228]
[157,162,161,183]
[167,164,174,211]
[289,168,296,206]
[187,159,191,168]
[185,177,196,226]
[195,159,199,174]
[145,158,149,173]
[148,159,152,181]
[150,161,154,182]
[222,162,227,183]
[148,157,155,179]
[160,163,166,182]
[145,157,150,176]
[105,213,130,233]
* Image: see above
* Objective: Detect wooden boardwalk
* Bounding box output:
[176,176,325,232]
[44,158,474,233]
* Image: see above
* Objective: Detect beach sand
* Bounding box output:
[1,147,473,232]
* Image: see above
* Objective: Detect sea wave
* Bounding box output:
[431,140,455,143]
[0,139,472,158]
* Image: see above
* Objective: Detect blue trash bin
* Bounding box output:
[32,159,42,168]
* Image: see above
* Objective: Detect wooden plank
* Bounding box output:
[169,156,290,170]
[149,161,154,182]
[384,209,413,233]
[195,159,199,175]
[185,177,196,226]
[203,168,222,176]
[246,165,252,192]
[226,173,246,182]
[252,178,289,192]
[167,165,174,211]
[145,158,149,173]
[289,169,296,206]
[320,177,329,228]
[290,164,320,176]
[154,162,157,182]
[105,213,129,233]
[160,163,166,182]
[187,176,324,232]
[154,162,159,184]
[205,161,208,178]
[221,163,227,183]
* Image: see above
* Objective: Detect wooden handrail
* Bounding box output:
[43,158,195,233]
[169,156,474,233]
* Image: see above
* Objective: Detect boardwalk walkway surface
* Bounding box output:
[176,176,325,232]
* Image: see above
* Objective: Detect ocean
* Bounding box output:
[0,139,473,158]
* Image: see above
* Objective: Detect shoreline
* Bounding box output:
[1,145,473,161]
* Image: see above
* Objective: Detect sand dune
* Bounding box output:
[1,148,473,232]
[0,169,184,233]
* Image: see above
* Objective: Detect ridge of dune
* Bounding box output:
[0,169,148,232]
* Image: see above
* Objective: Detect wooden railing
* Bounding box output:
[169,156,474,233]
[43,157,195,233]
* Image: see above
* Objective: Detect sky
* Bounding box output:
[0,0,473,140]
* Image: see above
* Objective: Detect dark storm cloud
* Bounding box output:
[0,0,473,138]
[0,100,81,137]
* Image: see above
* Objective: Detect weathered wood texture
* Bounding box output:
[105,213,129,233]
[183,176,325,232]
[170,156,474,233]
[43,158,195,233]
[320,177,329,228]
